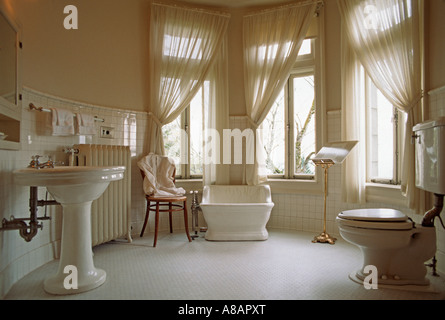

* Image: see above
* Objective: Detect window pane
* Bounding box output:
[263,89,285,175]
[258,38,311,61]
[189,87,204,176]
[163,34,203,59]
[298,39,312,56]
[369,84,394,180]
[163,117,182,176]
[293,75,315,175]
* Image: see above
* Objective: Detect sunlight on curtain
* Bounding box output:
[340,35,366,204]
[338,0,426,212]
[243,1,317,185]
[203,36,231,185]
[146,3,230,159]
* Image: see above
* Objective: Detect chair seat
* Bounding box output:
[147,195,187,202]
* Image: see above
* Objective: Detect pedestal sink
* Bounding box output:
[13,166,125,295]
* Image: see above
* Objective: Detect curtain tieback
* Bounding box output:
[246,116,260,129]
[148,112,163,128]
[403,91,424,113]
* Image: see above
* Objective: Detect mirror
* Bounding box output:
[0,6,21,150]
[0,10,18,105]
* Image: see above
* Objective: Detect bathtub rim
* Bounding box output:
[202,184,274,204]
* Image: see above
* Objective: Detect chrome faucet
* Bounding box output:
[28,155,55,169]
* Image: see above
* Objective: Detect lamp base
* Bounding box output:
[312,232,337,245]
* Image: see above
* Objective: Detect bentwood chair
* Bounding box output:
[139,168,192,247]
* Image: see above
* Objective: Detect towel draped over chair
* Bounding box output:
[137,153,186,197]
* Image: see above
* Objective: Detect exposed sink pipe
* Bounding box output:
[0,186,57,242]
[422,193,444,228]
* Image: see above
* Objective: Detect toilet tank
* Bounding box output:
[413,117,445,195]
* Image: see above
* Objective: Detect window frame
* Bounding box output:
[286,68,317,180]
[171,92,206,180]
[266,39,318,180]
[266,36,325,195]
[365,74,404,186]
[175,14,327,196]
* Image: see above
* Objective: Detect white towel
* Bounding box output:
[75,112,96,135]
[50,108,75,136]
[137,153,185,197]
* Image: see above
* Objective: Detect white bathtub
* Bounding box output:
[200,185,274,241]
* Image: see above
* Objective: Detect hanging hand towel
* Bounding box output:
[75,112,96,135]
[50,108,75,136]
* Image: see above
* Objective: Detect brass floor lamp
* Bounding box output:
[310,141,358,245]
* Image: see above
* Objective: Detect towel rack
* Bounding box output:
[29,103,105,122]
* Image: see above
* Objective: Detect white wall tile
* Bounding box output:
[2,88,445,298]
[0,87,149,298]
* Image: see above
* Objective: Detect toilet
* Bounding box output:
[336,208,436,287]
[337,117,445,289]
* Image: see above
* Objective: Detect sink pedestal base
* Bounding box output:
[44,201,106,295]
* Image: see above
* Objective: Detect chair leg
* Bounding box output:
[140,199,150,237]
[153,202,160,247]
[168,203,173,233]
[183,200,192,242]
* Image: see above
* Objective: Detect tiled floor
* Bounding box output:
[5,229,445,300]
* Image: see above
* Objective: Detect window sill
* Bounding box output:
[175,179,203,192]
[175,178,324,195]
[175,179,407,206]
[267,178,323,195]
[365,182,407,207]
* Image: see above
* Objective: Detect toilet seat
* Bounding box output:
[337,209,414,230]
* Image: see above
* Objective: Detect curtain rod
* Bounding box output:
[152,1,231,18]
[243,0,324,18]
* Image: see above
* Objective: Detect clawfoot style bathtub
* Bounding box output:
[200,185,274,241]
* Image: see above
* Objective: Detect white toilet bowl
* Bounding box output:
[336,208,436,287]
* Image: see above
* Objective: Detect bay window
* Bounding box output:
[262,38,319,180]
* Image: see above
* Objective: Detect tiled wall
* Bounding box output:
[426,86,445,274]
[429,86,445,119]
[0,87,151,298]
[1,88,444,298]
[229,111,421,236]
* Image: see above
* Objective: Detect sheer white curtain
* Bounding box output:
[203,35,231,186]
[243,1,317,185]
[146,3,230,157]
[338,0,426,212]
[340,33,367,204]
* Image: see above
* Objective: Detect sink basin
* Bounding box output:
[13,166,126,295]
[14,166,125,204]
[14,166,125,185]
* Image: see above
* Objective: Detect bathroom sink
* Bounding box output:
[14,166,125,185]
[13,166,126,295]
[14,166,125,204]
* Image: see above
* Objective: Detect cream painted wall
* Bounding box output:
[323,0,342,111]
[427,0,445,90]
[1,0,443,114]
[1,0,151,112]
